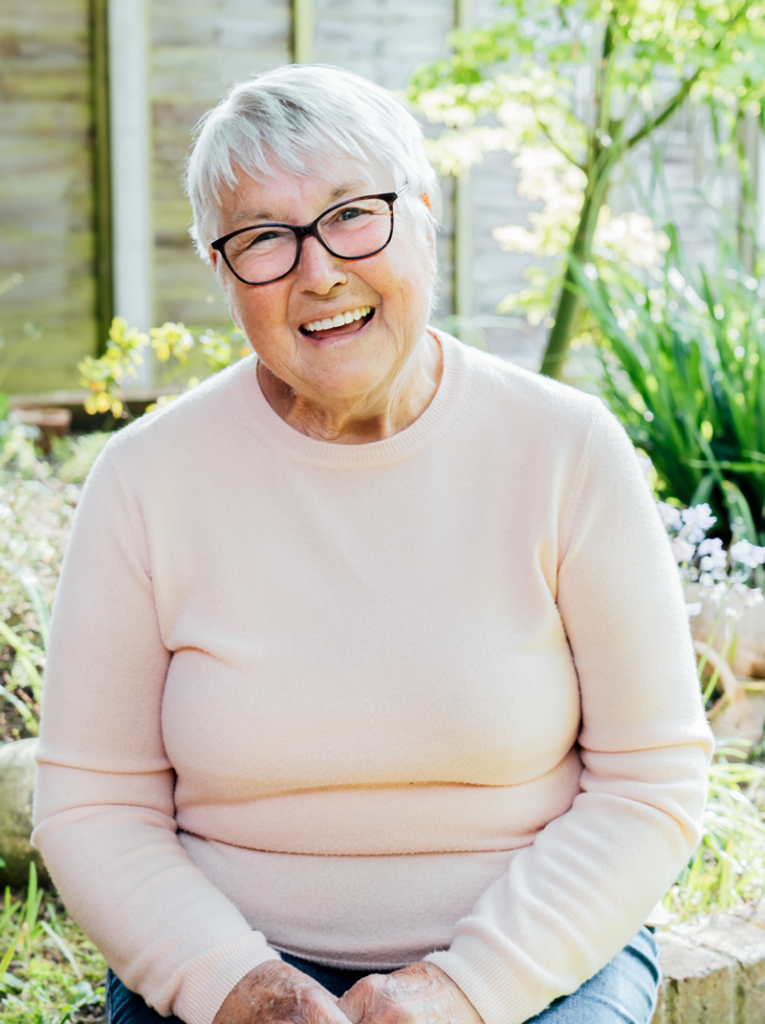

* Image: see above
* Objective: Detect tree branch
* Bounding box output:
[531,111,585,169]
[626,68,702,151]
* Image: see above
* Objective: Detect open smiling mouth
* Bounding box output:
[299,305,375,341]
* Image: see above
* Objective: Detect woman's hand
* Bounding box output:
[337,962,484,1024]
[212,961,352,1024]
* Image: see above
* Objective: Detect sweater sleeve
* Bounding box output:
[32,446,281,1024]
[425,401,713,1024]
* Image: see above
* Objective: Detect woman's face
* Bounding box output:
[209,161,436,408]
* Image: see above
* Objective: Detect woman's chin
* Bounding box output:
[293,329,403,398]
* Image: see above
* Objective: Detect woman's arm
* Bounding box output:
[33,447,281,1024]
[422,402,712,1024]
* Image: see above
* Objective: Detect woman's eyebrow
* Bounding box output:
[230,182,372,225]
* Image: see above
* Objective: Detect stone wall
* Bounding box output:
[654,905,765,1024]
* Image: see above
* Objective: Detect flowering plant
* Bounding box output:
[660,501,765,702]
[79,319,250,420]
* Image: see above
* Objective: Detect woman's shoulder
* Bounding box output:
[440,332,611,447]
[88,355,255,484]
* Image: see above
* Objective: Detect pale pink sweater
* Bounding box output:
[33,332,711,1024]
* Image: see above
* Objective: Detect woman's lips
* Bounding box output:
[300,309,375,342]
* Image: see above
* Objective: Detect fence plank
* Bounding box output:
[0,0,97,394]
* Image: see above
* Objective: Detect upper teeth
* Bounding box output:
[302,306,372,332]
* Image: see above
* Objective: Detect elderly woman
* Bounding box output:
[33,65,711,1024]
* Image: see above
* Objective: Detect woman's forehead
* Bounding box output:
[221,159,393,226]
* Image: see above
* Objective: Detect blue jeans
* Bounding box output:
[105,926,659,1024]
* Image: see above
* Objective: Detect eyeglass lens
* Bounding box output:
[222,196,393,285]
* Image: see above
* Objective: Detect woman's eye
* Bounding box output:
[249,230,281,245]
[338,207,366,222]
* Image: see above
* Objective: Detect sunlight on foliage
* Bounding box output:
[408,0,765,373]
[572,252,765,540]
[79,319,251,421]
[667,750,765,918]
[0,866,106,1024]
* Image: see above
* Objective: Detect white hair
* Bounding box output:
[186,64,441,264]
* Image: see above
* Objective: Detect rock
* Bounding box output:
[654,930,736,1024]
[0,738,49,887]
[654,911,765,1023]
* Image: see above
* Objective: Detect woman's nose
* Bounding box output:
[296,235,348,294]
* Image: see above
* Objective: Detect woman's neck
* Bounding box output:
[256,332,443,444]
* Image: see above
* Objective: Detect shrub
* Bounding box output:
[573,254,765,542]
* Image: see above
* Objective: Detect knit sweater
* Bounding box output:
[33,331,712,1024]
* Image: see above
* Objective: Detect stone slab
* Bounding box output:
[654,930,737,1024]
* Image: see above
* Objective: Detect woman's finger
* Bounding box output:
[293,984,355,1024]
[337,963,483,1024]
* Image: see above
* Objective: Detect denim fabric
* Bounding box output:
[525,928,660,1024]
[105,926,659,1024]
[105,968,185,1024]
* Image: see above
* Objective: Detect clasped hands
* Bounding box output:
[212,959,484,1024]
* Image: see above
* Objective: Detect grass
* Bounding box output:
[666,748,765,919]
[0,866,106,1023]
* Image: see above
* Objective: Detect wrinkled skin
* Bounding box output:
[212,961,347,1024]
[212,959,484,1024]
[339,961,484,1024]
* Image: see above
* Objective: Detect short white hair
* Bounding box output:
[186,64,441,263]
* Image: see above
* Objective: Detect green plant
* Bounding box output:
[407,0,765,377]
[667,748,765,918]
[0,433,108,740]
[79,318,250,420]
[0,866,106,1023]
[572,252,765,541]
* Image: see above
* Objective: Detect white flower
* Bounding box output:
[701,549,728,572]
[730,539,765,568]
[686,600,702,618]
[657,502,682,529]
[671,537,696,563]
[746,587,764,608]
[681,504,717,541]
[697,537,724,557]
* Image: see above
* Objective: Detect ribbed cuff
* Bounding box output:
[426,938,534,1024]
[173,932,282,1024]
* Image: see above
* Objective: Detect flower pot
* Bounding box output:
[0,738,49,887]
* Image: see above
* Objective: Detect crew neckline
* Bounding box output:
[234,328,469,469]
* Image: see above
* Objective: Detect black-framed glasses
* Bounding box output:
[211,191,404,286]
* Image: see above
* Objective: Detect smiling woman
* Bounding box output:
[207,160,439,443]
[33,64,712,1024]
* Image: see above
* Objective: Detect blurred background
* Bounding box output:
[2,0,757,395]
